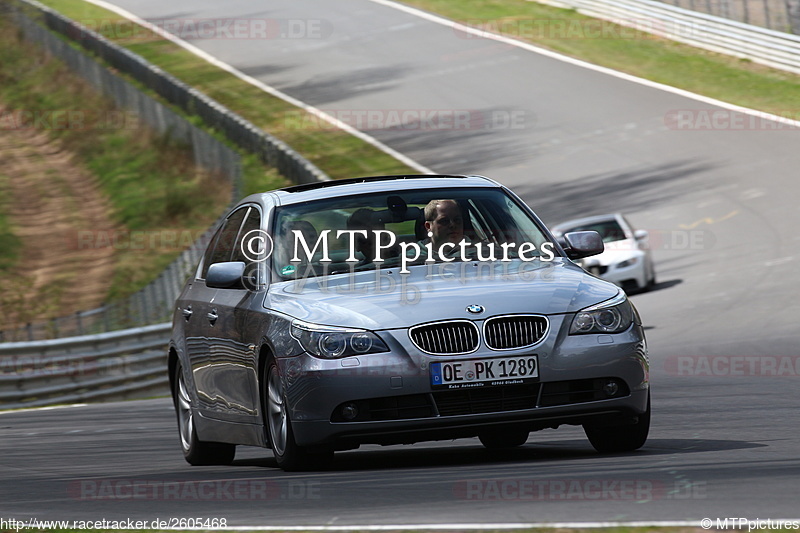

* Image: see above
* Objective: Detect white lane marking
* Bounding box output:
[741,188,766,199]
[388,22,416,32]
[765,256,793,267]
[0,404,87,415]
[80,0,434,174]
[366,0,800,128]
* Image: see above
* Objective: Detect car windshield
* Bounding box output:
[271,187,554,280]
[562,220,626,243]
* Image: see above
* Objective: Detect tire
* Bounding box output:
[264,359,332,471]
[173,364,236,465]
[645,265,656,291]
[584,394,650,453]
[479,428,529,449]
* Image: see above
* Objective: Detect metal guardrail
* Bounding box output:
[15,0,329,185]
[1,0,331,343]
[0,222,218,343]
[656,0,797,35]
[533,0,800,74]
[0,324,171,410]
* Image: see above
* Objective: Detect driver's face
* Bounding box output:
[426,201,464,247]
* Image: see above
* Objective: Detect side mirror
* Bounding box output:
[206,261,246,289]
[564,231,604,260]
[634,229,649,240]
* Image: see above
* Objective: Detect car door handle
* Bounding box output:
[181,306,192,320]
[207,309,218,325]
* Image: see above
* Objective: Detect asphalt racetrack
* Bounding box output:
[1,0,799,527]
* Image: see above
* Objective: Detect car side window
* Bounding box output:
[201,207,249,279]
[199,225,224,280]
[231,208,262,264]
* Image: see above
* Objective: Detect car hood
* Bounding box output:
[265,259,619,330]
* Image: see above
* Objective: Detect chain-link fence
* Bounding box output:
[0,218,225,342]
[0,0,335,342]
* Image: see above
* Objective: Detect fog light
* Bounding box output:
[603,380,619,397]
[341,403,359,421]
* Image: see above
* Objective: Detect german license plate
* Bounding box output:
[430,355,539,390]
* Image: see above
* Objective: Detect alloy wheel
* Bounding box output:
[176,371,193,452]
[267,365,288,456]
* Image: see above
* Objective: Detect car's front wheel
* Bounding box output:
[584,393,650,453]
[173,364,236,465]
[264,359,332,471]
[645,261,657,291]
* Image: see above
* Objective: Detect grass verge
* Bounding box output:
[33,0,418,182]
[0,14,237,302]
[0,173,22,270]
[401,0,800,114]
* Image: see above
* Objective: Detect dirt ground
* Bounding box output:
[0,105,116,324]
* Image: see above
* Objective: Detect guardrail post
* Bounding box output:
[103,303,111,333]
[788,0,800,33]
[138,291,147,327]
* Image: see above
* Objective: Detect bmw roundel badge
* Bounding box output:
[466,304,485,314]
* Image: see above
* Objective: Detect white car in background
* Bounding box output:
[551,214,656,293]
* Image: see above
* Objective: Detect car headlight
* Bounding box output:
[570,292,634,335]
[290,320,389,359]
[616,257,639,269]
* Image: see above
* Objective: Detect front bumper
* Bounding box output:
[584,255,648,289]
[280,316,649,447]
